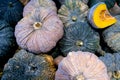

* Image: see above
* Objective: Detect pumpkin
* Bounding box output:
[58,0,88,26]
[88,0,116,9]
[15,7,64,54]
[88,2,117,29]
[59,22,104,56]
[0,20,17,67]
[100,53,120,79]
[0,0,24,26]
[23,0,57,17]
[19,0,30,5]
[55,51,109,80]
[1,49,56,80]
[102,15,120,52]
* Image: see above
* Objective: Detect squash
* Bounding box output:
[59,21,104,56]
[23,0,57,17]
[58,0,88,26]
[15,7,64,54]
[19,0,30,5]
[0,20,17,67]
[1,49,56,80]
[88,2,117,29]
[88,0,116,9]
[102,15,120,52]
[55,51,109,80]
[0,0,24,26]
[100,53,120,79]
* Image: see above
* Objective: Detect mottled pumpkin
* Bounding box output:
[0,20,17,67]
[23,0,57,17]
[100,53,120,79]
[1,49,56,80]
[88,0,116,9]
[58,0,88,26]
[59,22,103,56]
[88,2,117,29]
[102,15,120,52]
[15,7,64,54]
[55,51,109,80]
[0,0,23,26]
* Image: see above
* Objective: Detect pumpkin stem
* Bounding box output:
[113,71,120,79]
[76,40,83,47]
[72,16,77,22]
[74,74,85,80]
[9,2,13,7]
[33,22,42,29]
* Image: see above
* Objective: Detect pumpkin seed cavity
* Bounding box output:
[113,71,120,79]
[33,22,42,29]
[100,10,112,21]
[76,40,83,47]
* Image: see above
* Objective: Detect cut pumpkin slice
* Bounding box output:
[88,2,117,29]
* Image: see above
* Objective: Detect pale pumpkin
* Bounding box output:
[58,0,89,26]
[23,0,57,17]
[15,7,64,54]
[88,2,117,29]
[55,51,110,80]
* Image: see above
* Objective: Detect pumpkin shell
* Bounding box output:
[59,22,103,56]
[58,0,88,26]
[23,0,57,17]
[0,0,23,26]
[55,51,109,80]
[15,7,64,54]
[1,49,56,80]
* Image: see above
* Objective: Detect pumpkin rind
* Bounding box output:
[0,0,23,26]
[23,0,57,17]
[58,0,88,26]
[55,51,109,80]
[15,7,64,54]
[1,49,56,80]
[59,22,103,56]
[88,2,117,29]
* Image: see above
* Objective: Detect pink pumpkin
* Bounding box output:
[55,51,110,80]
[15,7,63,54]
[23,0,57,16]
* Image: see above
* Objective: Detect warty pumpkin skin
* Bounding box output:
[59,22,103,56]
[15,7,64,54]
[1,49,56,80]
[102,16,120,52]
[100,53,120,79]
[0,20,17,67]
[0,0,24,26]
[58,0,89,27]
[23,0,57,17]
[55,51,109,80]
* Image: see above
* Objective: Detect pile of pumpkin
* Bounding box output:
[1,0,120,80]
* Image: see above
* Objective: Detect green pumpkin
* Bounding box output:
[59,22,104,56]
[1,49,56,80]
[58,0,88,27]
[102,15,120,52]
[88,0,116,9]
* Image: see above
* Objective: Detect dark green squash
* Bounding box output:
[58,0,88,26]
[88,0,116,9]
[99,53,120,79]
[0,0,24,26]
[0,20,17,67]
[59,22,104,56]
[1,49,56,80]
[102,15,120,52]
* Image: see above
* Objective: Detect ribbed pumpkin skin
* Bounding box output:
[15,8,63,54]
[0,0,23,26]
[100,53,120,79]
[23,0,57,17]
[55,51,109,80]
[58,0,88,27]
[59,22,102,56]
[88,0,116,9]
[102,16,120,52]
[0,20,17,67]
[1,49,56,80]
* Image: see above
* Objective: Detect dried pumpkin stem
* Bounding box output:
[113,71,120,79]
[9,2,13,7]
[72,16,77,21]
[33,22,42,29]
[76,40,83,47]
[74,74,85,80]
